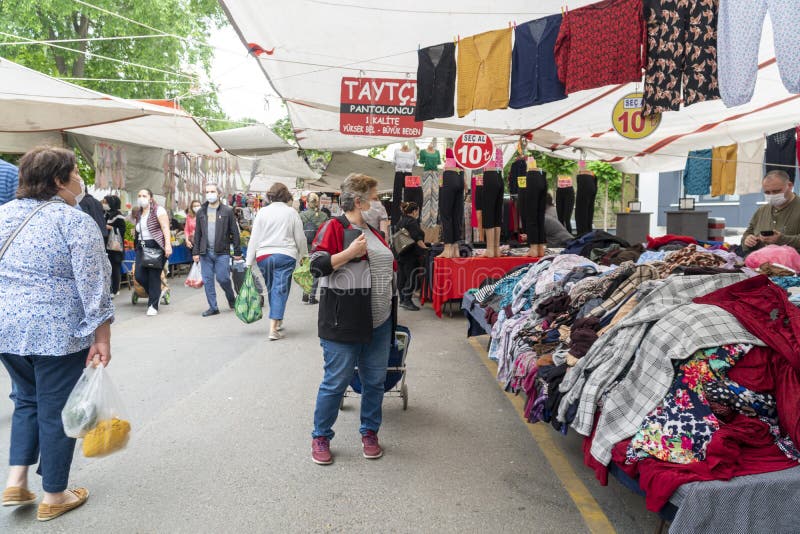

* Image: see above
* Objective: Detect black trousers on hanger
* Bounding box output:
[523,170,547,244]
[575,173,597,236]
[556,186,575,234]
[481,170,504,228]
[392,171,410,223]
[439,170,464,244]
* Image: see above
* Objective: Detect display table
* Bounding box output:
[423,255,538,317]
[121,244,194,275]
[666,211,710,241]
[615,212,651,245]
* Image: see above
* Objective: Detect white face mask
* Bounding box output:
[102,203,109,211]
[206,193,218,204]
[765,192,787,206]
[137,197,150,208]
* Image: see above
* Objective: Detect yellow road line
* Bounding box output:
[468,337,616,534]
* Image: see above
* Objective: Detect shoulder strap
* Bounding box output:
[335,215,350,228]
[0,201,60,263]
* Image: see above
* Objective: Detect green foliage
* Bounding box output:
[74,146,95,185]
[0,0,227,120]
[587,161,623,202]
[367,145,387,159]
[270,115,331,176]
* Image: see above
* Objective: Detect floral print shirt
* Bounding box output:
[628,344,752,464]
[0,198,114,356]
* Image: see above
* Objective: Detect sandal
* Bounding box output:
[37,488,89,521]
[2,486,36,506]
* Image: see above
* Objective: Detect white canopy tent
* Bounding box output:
[220,0,798,172]
[306,152,403,193]
[236,149,321,192]
[211,123,290,155]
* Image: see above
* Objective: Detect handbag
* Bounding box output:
[234,267,263,324]
[106,227,123,252]
[140,245,164,269]
[391,227,415,254]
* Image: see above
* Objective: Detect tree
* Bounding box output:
[270,115,331,175]
[0,0,228,122]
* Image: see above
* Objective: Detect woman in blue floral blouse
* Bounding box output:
[0,147,114,522]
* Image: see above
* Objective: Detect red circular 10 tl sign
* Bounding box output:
[454,129,494,170]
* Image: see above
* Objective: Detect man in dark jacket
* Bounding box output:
[192,182,242,316]
[79,188,109,240]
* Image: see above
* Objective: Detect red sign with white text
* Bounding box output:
[404,175,421,188]
[454,129,494,170]
[340,77,423,137]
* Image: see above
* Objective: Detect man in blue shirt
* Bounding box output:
[0,158,19,205]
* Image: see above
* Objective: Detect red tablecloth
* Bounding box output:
[424,256,538,317]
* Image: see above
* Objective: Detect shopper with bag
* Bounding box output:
[246,183,308,340]
[192,182,241,317]
[0,147,114,521]
[299,193,328,304]
[395,202,427,311]
[309,173,396,465]
[184,199,201,257]
[103,195,126,297]
[134,189,172,316]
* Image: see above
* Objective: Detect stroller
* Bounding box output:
[129,262,171,306]
[341,325,411,411]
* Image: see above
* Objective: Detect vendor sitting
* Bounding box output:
[742,170,800,254]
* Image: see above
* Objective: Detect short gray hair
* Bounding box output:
[764,170,792,183]
[340,173,377,212]
[205,181,222,194]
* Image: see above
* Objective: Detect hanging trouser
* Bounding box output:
[575,173,597,236]
[392,171,410,224]
[420,170,440,229]
[556,186,575,234]
[718,0,800,107]
[439,170,464,244]
[523,170,547,245]
[481,170,504,229]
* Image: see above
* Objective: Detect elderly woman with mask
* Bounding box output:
[308,173,396,465]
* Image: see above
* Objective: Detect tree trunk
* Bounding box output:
[71,12,90,78]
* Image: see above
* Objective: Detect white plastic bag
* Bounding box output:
[62,366,131,457]
[184,262,204,288]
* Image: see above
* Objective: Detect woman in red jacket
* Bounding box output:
[308,173,396,465]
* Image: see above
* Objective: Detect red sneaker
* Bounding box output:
[311,437,333,465]
[361,431,383,459]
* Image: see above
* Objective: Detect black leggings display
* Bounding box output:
[555,186,575,234]
[439,170,464,244]
[523,170,547,244]
[481,170,504,228]
[403,184,423,223]
[135,240,163,309]
[392,171,410,223]
[575,173,598,236]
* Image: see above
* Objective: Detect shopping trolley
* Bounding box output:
[341,325,411,411]
[129,262,171,306]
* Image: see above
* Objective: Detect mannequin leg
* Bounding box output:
[493,227,502,257]
[476,211,484,242]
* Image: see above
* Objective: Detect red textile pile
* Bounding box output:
[646,234,697,250]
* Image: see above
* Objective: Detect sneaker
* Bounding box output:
[201,308,220,317]
[308,296,319,305]
[311,437,333,465]
[146,306,158,316]
[399,301,420,311]
[301,293,309,303]
[361,430,383,459]
[269,330,283,341]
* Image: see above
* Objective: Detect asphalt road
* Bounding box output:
[0,276,660,533]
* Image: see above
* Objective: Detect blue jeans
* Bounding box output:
[312,319,392,440]
[0,350,86,492]
[200,251,235,311]
[257,254,296,320]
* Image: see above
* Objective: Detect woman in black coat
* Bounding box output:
[103,195,127,296]
[396,202,427,311]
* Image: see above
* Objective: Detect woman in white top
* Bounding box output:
[134,189,172,316]
[246,183,308,340]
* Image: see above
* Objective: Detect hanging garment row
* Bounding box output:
[415,0,800,121]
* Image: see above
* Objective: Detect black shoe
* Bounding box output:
[302,293,309,303]
[227,298,236,309]
[399,301,420,311]
[202,308,220,317]
[308,296,319,305]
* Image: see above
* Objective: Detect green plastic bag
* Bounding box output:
[292,258,313,294]
[234,267,263,324]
